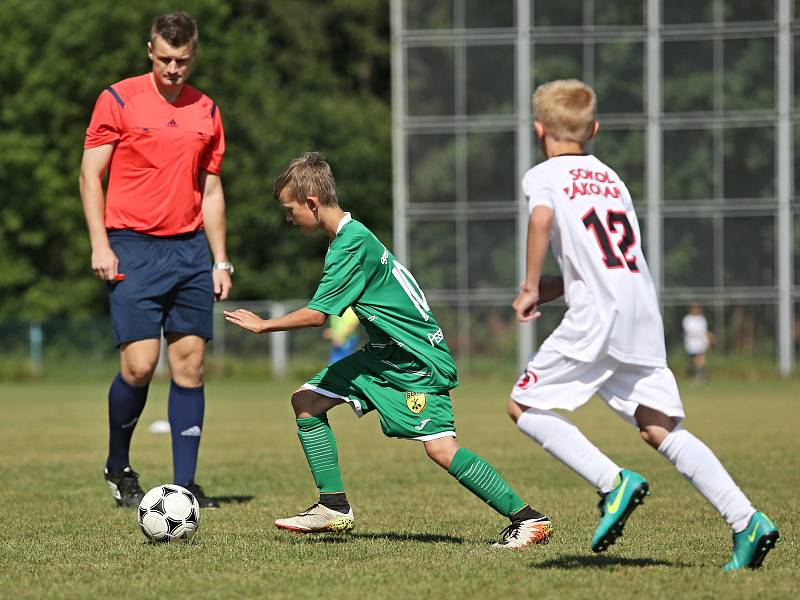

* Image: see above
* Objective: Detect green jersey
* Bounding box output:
[307,214,458,392]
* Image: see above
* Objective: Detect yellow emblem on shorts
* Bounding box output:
[406,392,427,414]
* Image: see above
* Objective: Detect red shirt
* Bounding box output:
[84,74,225,236]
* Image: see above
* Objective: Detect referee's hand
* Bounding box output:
[212,269,232,301]
[92,245,120,281]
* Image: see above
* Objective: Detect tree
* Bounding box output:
[0,0,391,319]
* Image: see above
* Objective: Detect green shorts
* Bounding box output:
[303,350,456,441]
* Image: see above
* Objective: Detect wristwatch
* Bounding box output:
[213,261,235,275]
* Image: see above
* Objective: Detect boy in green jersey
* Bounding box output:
[225,152,552,548]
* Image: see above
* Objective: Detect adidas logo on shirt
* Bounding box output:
[166,118,178,127]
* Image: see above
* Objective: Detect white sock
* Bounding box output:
[517,408,620,493]
[658,428,755,533]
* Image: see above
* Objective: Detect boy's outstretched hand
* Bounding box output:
[224,309,265,333]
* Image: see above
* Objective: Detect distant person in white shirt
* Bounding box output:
[506,78,779,571]
[682,303,713,382]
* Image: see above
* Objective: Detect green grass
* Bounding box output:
[0,376,796,599]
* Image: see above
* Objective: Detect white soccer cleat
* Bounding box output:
[274,503,355,533]
[492,517,553,549]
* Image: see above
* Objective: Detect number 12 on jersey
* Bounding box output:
[582,208,639,272]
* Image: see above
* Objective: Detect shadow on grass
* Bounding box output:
[352,532,465,544]
[297,532,465,544]
[212,495,255,505]
[533,554,674,570]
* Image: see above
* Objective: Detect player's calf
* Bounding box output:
[446,447,552,548]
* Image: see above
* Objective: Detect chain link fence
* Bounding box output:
[392,0,798,374]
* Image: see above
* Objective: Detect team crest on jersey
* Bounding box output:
[516,368,538,390]
[405,392,427,414]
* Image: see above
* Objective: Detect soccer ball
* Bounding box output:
[137,484,200,542]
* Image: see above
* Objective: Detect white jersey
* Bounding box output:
[523,154,666,367]
[682,314,709,354]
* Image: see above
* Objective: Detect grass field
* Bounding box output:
[0,375,796,599]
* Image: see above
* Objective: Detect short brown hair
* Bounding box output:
[533,79,597,144]
[151,11,199,50]
[273,152,338,206]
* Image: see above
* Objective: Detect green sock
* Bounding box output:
[296,414,344,493]
[447,447,526,517]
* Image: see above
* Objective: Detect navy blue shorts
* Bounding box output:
[107,230,213,347]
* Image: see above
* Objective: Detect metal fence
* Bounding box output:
[0,302,333,380]
[391,0,798,374]
[2,1,798,379]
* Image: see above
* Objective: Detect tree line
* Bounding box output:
[0,0,391,320]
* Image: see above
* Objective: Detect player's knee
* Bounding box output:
[122,361,157,387]
[172,369,203,388]
[634,405,676,449]
[122,371,152,388]
[506,398,525,424]
[290,390,306,414]
[638,425,669,449]
[424,437,458,469]
[424,445,450,468]
[290,389,321,417]
[169,354,204,386]
[638,427,656,448]
[171,360,204,387]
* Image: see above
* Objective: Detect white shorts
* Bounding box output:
[510,345,685,427]
[685,342,709,355]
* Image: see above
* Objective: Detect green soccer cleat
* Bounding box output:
[591,469,649,553]
[722,511,780,572]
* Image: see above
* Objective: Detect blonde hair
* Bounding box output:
[533,79,597,144]
[273,152,338,206]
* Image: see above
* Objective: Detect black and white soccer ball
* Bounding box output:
[137,484,200,542]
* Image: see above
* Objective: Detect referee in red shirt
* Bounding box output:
[79,11,230,509]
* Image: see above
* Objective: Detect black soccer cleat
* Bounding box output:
[182,481,220,509]
[104,466,145,508]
